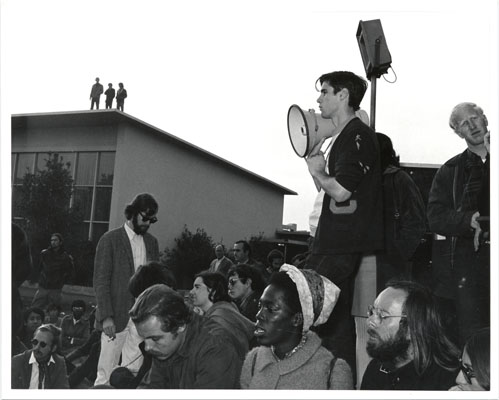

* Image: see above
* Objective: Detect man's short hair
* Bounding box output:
[129,284,192,335]
[124,193,158,220]
[448,102,485,131]
[35,323,62,350]
[24,307,45,323]
[267,249,284,264]
[227,264,266,293]
[385,279,459,374]
[51,232,63,242]
[235,240,251,255]
[317,71,367,111]
[128,261,177,297]
[71,299,86,311]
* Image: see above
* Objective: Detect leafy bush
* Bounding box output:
[161,226,215,289]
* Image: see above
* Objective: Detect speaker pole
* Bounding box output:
[369,37,380,131]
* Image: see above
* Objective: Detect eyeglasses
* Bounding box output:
[367,305,406,323]
[459,358,475,384]
[31,339,49,348]
[139,211,158,224]
[228,278,240,286]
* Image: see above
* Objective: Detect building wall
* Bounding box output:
[11,125,117,152]
[110,122,285,251]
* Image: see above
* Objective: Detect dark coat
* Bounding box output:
[138,314,242,389]
[93,226,159,333]
[11,350,69,389]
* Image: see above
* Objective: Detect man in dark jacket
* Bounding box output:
[305,71,383,377]
[427,102,490,346]
[130,284,242,389]
[104,83,115,109]
[89,77,104,110]
[12,324,69,389]
[31,233,73,310]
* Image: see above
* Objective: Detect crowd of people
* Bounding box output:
[11,69,490,392]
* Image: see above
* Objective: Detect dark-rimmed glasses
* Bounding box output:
[228,277,240,287]
[139,211,158,224]
[459,358,475,384]
[31,339,49,348]
[367,305,406,323]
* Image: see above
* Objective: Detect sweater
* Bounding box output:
[240,331,353,389]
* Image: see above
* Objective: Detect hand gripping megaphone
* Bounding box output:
[287,105,370,158]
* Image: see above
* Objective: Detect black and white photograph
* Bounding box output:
[1,0,497,398]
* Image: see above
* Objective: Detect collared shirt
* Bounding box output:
[124,223,147,271]
[28,353,55,389]
[213,258,223,271]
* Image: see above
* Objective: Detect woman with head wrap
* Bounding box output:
[240,264,353,389]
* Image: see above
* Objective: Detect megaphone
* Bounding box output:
[287,105,370,158]
[287,105,335,158]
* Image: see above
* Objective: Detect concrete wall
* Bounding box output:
[12,125,117,152]
[110,122,285,252]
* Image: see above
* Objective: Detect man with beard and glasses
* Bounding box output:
[93,193,160,385]
[360,279,460,390]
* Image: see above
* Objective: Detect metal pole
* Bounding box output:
[370,37,381,131]
[370,76,377,131]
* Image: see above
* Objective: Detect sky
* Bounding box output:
[1,0,498,398]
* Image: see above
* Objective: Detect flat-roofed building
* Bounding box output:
[11,110,296,252]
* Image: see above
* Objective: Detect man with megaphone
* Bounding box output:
[304,71,383,383]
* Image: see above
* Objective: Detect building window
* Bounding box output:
[12,151,115,244]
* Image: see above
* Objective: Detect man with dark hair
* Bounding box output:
[104,83,115,109]
[207,244,233,277]
[93,193,160,385]
[12,324,69,389]
[427,102,490,347]
[227,264,266,322]
[130,284,242,389]
[31,233,74,310]
[305,70,383,377]
[89,77,104,110]
[232,240,265,275]
[360,280,459,390]
[116,82,127,112]
[60,299,90,355]
[128,261,177,297]
[18,307,45,350]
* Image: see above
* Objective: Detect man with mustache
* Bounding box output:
[12,324,69,389]
[93,193,160,385]
[360,280,459,390]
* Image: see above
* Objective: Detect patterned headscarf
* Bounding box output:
[280,264,340,333]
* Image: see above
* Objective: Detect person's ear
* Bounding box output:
[245,278,252,288]
[292,312,303,327]
[177,325,186,333]
[483,114,488,127]
[339,87,349,101]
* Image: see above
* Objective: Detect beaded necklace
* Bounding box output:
[271,334,308,361]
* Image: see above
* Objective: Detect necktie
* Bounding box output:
[38,362,47,389]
